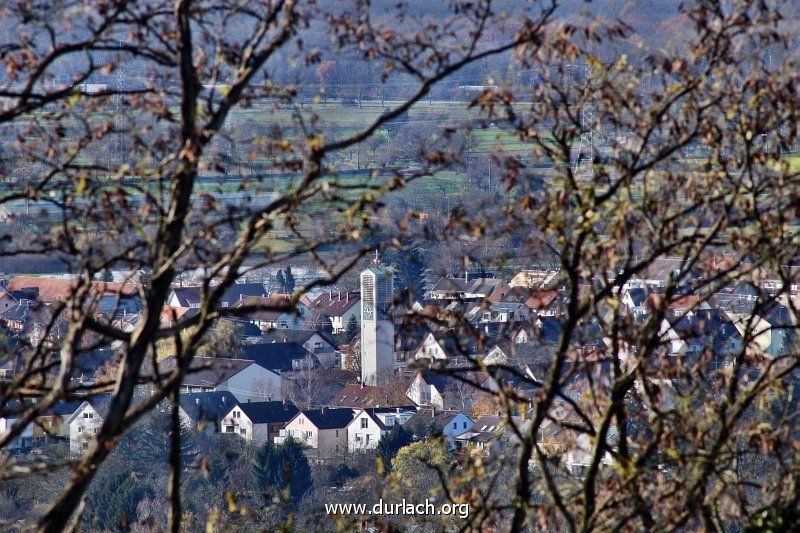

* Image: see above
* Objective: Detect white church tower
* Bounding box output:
[360,253,394,385]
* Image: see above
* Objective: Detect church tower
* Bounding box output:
[360,254,394,385]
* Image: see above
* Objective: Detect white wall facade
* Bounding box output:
[68,403,103,455]
[347,412,383,452]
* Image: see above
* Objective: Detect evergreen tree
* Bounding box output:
[253,438,312,506]
[345,314,359,342]
[85,469,155,531]
[284,266,296,293]
[376,425,414,474]
[276,270,286,293]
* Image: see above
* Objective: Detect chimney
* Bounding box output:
[247,398,250,403]
[346,292,349,303]
[195,398,200,405]
[222,396,226,404]
[321,406,327,414]
[465,270,469,283]
[338,291,341,301]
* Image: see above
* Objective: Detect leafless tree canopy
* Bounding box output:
[2,0,800,531]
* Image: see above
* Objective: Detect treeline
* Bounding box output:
[0,409,515,531]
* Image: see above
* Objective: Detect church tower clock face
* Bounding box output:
[363,302,374,320]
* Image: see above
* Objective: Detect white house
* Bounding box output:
[65,397,110,454]
[220,400,299,444]
[346,407,417,452]
[307,291,360,333]
[0,399,34,451]
[406,369,488,411]
[406,370,446,409]
[412,332,450,361]
[565,432,615,477]
[259,330,339,369]
[232,295,306,331]
[178,391,238,435]
[167,283,267,309]
[404,408,474,449]
[276,407,356,458]
[161,356,283,402]
[482,345,510,366]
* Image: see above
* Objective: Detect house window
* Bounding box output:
[299,418,304,425]
[222,302,229,307]
[463,422,467,429]
[366,435,370,444]
[78,427,83,433]
[335,430,339,437]
[453,422,457,429]
[306,431,312,438]
[356,434,362,442]
[240,428,246,435]
[92,428,97,434]
[226,426,234,433]
[360,418,368,429]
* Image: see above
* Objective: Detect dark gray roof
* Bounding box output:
[302,407,356,429]
[668,308,742,352]
[65,394,113,424]
[0,302,30,323]
[171,283,267,307]
[160,356,256,387]
[179,391,238,423]
[226,319,262,338]
[259,329,337,348]
[405,408,466,432]
[627,288,648,307]
[538,317,562,343]
[171,287,199,307]
[759,303,794,327]
[239,401,299,424]
[97,294,142,318]
[242,342,314,373]
[48,400,85,417]
[74,349,118,375]
[360,406,417,430]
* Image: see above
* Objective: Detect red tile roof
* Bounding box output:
[307,291,360,316]
[524,289,559,310]
[7,275,137,302]
[331,383,391,408]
